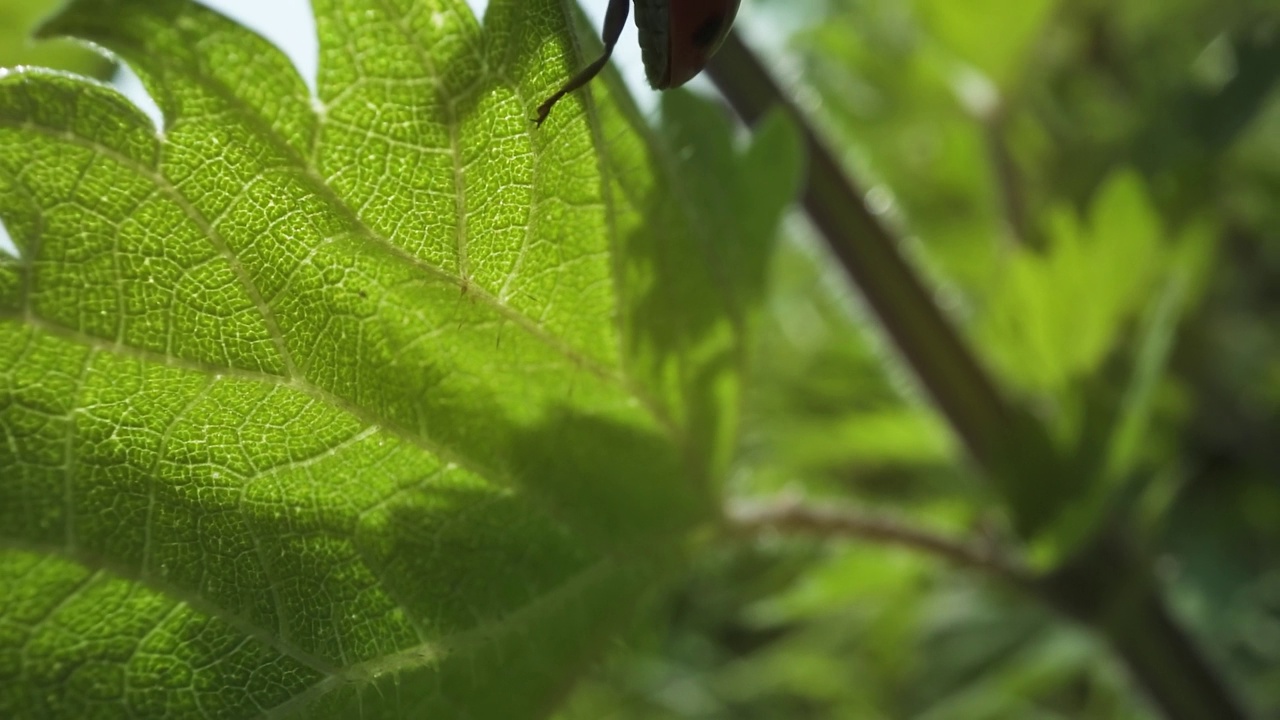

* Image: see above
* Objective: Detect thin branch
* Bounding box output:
[726,497,1035,590]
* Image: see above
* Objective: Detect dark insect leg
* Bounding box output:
[534,0,630,126]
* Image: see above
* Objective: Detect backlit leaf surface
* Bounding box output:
[0,0,791,716]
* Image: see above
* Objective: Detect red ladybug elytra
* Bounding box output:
[535,0,742,125]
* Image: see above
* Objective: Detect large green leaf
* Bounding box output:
[0,0,795,716]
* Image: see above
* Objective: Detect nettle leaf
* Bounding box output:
[978,171,1165,394]
[0,0,792,717]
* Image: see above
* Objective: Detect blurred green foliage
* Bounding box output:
[0,0,112,76]
[561,0,1280,717]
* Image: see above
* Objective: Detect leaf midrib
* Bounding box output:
[2,537,344,677]
[7,311,503,485]
[3,534,622,706]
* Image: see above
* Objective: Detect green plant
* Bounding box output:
[3,1,1278,719]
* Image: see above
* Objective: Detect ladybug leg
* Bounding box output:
[534,0,630,126]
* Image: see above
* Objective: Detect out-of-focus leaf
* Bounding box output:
[0,0,112,76]
[657,93,804,479]
[915,0,1054,89]
[1105,222,1214,484]
[767,409,953,471]
[979,171,1164,394]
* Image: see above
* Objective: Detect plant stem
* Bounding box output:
[1039,534,1252,720]
[705,30,1254,720]
[705,36,1010,467]
[982,110,1036,250]
[729,497,1250,720]
[726,497,1034,590]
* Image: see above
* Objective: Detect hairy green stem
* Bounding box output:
[704,30,1253,720]
[705,36,1011,472]
[704,33,1067,535]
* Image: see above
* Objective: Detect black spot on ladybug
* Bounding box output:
[692,14,726,49]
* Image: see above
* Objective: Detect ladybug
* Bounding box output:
[534,0,743,126]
